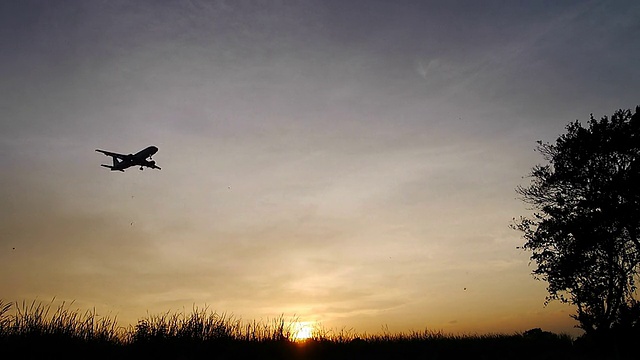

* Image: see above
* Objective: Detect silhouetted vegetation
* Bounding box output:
[1,299,633,359]
[513,106,640,356]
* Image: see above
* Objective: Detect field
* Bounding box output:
[0,299,631,359]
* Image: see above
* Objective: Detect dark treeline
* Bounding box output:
[1,300,633,360]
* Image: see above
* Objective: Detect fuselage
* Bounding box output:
[113,146,158,170]
[97,145,160,171]
[136,146,159,159]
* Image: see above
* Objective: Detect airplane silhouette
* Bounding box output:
[96,146,161,172]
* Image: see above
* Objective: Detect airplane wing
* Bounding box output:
[95,149,127,159]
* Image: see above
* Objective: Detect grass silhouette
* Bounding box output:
[0,299,628,359]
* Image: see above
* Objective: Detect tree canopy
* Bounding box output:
[513,106,640,335]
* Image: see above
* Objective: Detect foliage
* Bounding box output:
[513,106,640,335]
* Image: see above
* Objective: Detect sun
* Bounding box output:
[291,321,315,342]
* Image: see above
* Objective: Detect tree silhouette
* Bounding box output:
[513,106,640,335]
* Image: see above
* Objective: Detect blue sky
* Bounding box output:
[1,0,638,336]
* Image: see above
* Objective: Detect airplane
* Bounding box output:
[96,145,161,172]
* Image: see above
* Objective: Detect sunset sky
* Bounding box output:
[1,0,639,337]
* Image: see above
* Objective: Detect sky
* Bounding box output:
[1,0,639,338]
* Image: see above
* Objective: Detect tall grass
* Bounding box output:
[1,299,121,343]
[0,300,304,343]
[0,299,591,359]
[0,300,12,336]
[131,306,299,343]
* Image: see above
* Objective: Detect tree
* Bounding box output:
[513,106,640,335]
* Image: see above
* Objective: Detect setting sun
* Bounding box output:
[292,322,315,342]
